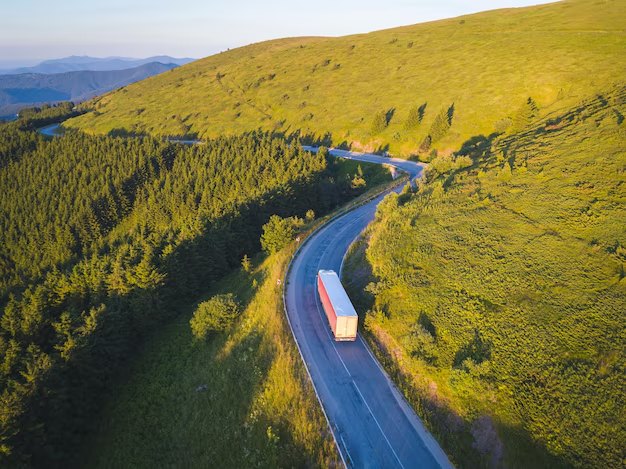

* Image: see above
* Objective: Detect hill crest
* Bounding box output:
[66,0,625,155]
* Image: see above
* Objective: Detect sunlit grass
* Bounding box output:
[343,87,626,468]
[66,0,626,156]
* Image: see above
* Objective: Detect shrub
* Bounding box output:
[494,117,512,134]
[455,155,473,169]
[351,174,366,189]
[190,293,240,339]
[453,329,492,369]
[260,215,303,254]
[430,154,455,174]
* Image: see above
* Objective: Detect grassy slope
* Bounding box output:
[78,160,392,467]
[82,250,338,468]
[66,0,626,156]
[344,86,626,468]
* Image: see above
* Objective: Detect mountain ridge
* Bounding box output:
[0,55,194,75]
[0,62,178,116]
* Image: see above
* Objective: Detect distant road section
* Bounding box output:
[285,148,451,468]
[302,146,424,182]
[38,123,62,137]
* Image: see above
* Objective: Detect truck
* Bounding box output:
[317,270,358,341]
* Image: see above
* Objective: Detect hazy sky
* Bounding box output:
[0,0,554,66]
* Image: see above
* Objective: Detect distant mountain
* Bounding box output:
[0,62,178,116]
[1,55,195,75]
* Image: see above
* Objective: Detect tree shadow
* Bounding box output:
[385,108,396,125]
[364,314,570,468]
[373,143,390,155]
[212,327,326,467]
[108,127,148,138]
[456,133,499,161]
[343,239,570,468]
[447,103,455,125]
[418,102,428,123]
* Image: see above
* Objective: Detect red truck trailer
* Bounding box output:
[317,270,358,341]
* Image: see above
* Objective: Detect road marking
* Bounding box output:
[282,153,435,467]
[283,249,349,469]
[340,434,354,467]
[351,380,405,469]
[339,211,371,277]
[311,217,406,469]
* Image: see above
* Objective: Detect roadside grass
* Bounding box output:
[77,160,396,468]
[66,0,626,156]
[80,249,339,468]
[343,87,626,468]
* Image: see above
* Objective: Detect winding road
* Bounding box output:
[286,148,451,468]
[38,122,450,466]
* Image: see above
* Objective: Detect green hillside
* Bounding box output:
[66,0,625,156]
[344,86,626,467]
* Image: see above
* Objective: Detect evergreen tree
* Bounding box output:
[429,104,454,143]
[404,103,426,130]
[190,293,240,338]
[419,135,432,153]
[0,123,381,465]
[241,254,251,273]
[370,110,388,135]
[511,97,538,133]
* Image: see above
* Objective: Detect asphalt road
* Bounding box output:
[285,148,451,468]
[37,123,62,136]
[302,145,425,183]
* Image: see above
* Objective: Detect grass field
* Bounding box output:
[343,86,626,468]
[65,0,626,156]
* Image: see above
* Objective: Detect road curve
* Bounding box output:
[302,146,425,182]
[34,125,448,465]
[37,123,62,137]
[285,148,451,468]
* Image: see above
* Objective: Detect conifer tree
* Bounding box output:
[370,110,388,135]
[0,123,382,464]
[429,104,454,143]
[404,104,425,130]
[261,215,296,254]
[511,97,538,133]
[241,254,251,273]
